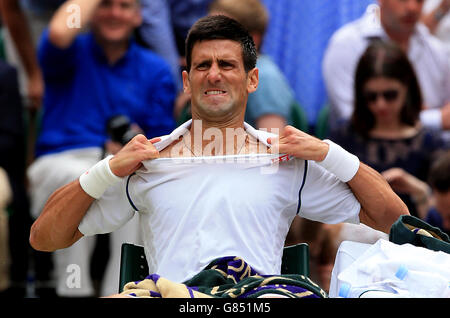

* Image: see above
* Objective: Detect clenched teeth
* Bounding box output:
[205,90,226,95]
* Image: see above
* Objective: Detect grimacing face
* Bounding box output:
[182,39,258,121]
[91,0,142,44]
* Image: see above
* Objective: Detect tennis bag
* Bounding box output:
[389,214,450,254]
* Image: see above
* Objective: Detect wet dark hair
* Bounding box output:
[185,14,257,73]
[351,39,422,138]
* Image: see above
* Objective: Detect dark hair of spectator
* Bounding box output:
[428,151,450,193]
[185,15,257,73]
[351,39,422,138]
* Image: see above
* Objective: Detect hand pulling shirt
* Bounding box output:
[79,120,361,283]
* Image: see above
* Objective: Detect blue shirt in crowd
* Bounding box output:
[426,208,450,238]
[36,29,176,157]
[245,54,295,127]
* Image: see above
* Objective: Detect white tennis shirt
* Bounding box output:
[79,120,361,282]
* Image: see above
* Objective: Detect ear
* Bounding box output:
[247,68,259,94]
[182,70,191,94]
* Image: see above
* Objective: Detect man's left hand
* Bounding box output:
[267,125,329,162]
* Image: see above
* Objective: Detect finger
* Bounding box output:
[381,171,396,181]
[267,136,280,154]
[276,142,289,154]
[280,125,297,138]
[149,137,161,144]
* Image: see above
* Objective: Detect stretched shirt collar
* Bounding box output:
[153,119,277,152]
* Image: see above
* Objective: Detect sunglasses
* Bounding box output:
[364,89,400,103]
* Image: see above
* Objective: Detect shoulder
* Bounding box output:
[249,55,294,114]
[416,24,450,65]
[256,55,293,91]
[323,17,370,71]
[131,44,175,88]
[326,17,368,51]
[324,5,383,58]
[329,21,361,43]
[256,55,280,74]
[133,44,172,71]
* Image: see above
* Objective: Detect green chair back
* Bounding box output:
[290,102,309,133]
[118,243,149,293]
[176,102,192,126]
[314,105,329,139]
[118,242,310,293]
[280,243,310,277]
[0,27,6,61]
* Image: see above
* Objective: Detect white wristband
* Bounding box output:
[317,140,360,182]
[79,155,122,199]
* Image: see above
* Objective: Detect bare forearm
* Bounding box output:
[29,180,94,251]
[348,163,409,233]
[30,135,162,251]
[48,0,101,48]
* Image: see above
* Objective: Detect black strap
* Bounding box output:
[126,173,139,211]
[296,160,308,215]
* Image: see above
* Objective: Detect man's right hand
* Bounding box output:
[109,134,161,177]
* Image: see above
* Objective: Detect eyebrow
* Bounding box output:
[192,57,239,68]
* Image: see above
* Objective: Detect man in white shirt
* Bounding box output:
[322,0,450,132]
[29,15,408,297]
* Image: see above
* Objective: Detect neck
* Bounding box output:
[187,118,248,156]
[96,36,130,64]
[370,121,418,138]
[190,115,245,132]
[381,21,411,52]
[104,44,128,64]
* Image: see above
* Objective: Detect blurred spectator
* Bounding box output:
[0,60,32,297]
[0,1,65,170]
[0,167,12,293]
[323,1,450,138]
[261,0,377,129]
[330,40,446,218]
[27,0,176,297]
[312,39,448,292]
[426,150,450,237]
[0,0,56,110]
[137,0,214,94]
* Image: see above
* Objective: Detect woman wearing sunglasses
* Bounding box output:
[329,39,448,219]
